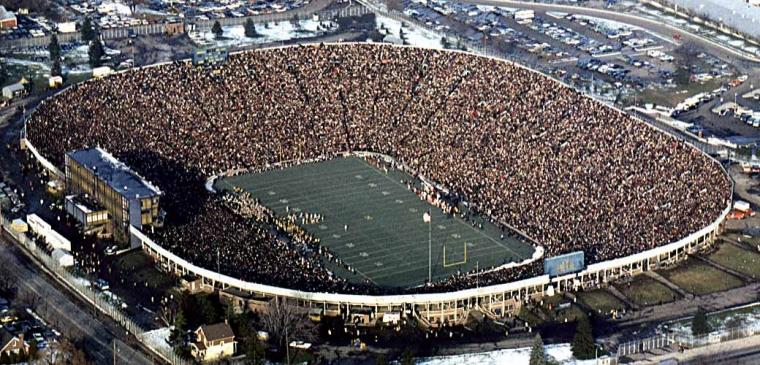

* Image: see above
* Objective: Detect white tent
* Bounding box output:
[51,249,74,267]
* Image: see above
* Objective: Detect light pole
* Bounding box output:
[428,217,431,283]
[424,211,432,284]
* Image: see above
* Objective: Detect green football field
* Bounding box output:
[216,156,535,288]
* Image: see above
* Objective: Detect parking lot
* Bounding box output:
[0,296,61,353]
[396,0,713,103]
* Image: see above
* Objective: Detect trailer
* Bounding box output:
[514,10,534,21]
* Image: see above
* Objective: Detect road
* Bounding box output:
[461,0,760,69]
[639,330,760,365]
[0,237,155,365]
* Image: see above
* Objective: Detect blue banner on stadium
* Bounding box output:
[544,251,585,277]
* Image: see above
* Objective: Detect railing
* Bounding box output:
[617,334,675,357]
[676,325,760,349]
[20,40,732,309]
[0,216,191,365]
[617,322,760,357]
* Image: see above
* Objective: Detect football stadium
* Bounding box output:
[22,43,732,320]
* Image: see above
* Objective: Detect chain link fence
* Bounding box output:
[617,334,675,357]
[0,216,192,365]
[617,323,760,358]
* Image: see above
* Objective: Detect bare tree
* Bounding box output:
[49,338,92,365]
[0,264,17,299]
[18,288,42,311]
[260,299,316,364]
[39,340,64,365]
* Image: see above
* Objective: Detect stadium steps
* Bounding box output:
[693,255,753,282]
[721,236,755,251]
[606,285,640,311]
[477,306,502,322]
[643,271,692,300]
[415,314,434,329]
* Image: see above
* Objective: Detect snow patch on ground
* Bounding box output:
[102,1,133,16]
[375,14,443,49]
[666,303,760,338]
[574,15,676,45]
[418,343,599,365]
[3,58,49,70]
[140,327,173,356]
[193,19,338,48]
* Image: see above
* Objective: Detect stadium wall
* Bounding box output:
[129,203,729,324]
[21,43,734,324]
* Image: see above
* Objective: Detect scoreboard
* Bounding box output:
[193,47,229,66]
[544,251,585,277]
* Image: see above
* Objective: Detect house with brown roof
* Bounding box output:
[0,331,28,359]
[0,6,16,29]
[190,322,237,362]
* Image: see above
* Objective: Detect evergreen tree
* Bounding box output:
[170,309,187,345]
[571,313,595,360]
[529,334,546,365]
[244,19,258,38]
[376,354,388,365]
[51,59,62,77]
[48,34,61,63]
[400,349,414,365]
[225,298,237,322]
[212,21,224,38]
[198,295,220,324]
[0,351,8,364]
[49,34,63,77]
[0,64,8,86]
[291,14,300,30]
[692,308,711,336]
[440,37,449,49]
[88,39,105,67]
[81,17,96,42]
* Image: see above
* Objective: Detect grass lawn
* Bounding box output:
[553,305,587,324]
[112,250,175,291]
[518,306,545,328]
[708,243,760,279]
[620,275,679,307]
[577,289,626,315]
[216,156,535,288]
[661,259,744,296]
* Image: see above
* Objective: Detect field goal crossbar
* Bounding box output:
[443,242,467,267]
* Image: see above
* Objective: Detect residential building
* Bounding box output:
[0,331,28,358]
[190,322,237,362]
[0,6,16,29]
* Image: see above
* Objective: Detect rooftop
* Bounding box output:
[0,6,13,21]
[66,147,162,200]
[198,322,235,342]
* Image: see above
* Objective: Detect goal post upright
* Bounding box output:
[443,241,467,268]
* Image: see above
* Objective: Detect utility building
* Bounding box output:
[65,147,162,243]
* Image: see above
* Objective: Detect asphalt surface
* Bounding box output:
[700,348,760,365]
[462,0,760,70]
[0,237,155,365]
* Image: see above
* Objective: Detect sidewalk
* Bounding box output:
[633,333,760,364]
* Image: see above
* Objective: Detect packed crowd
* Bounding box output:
[26,43,731,293]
